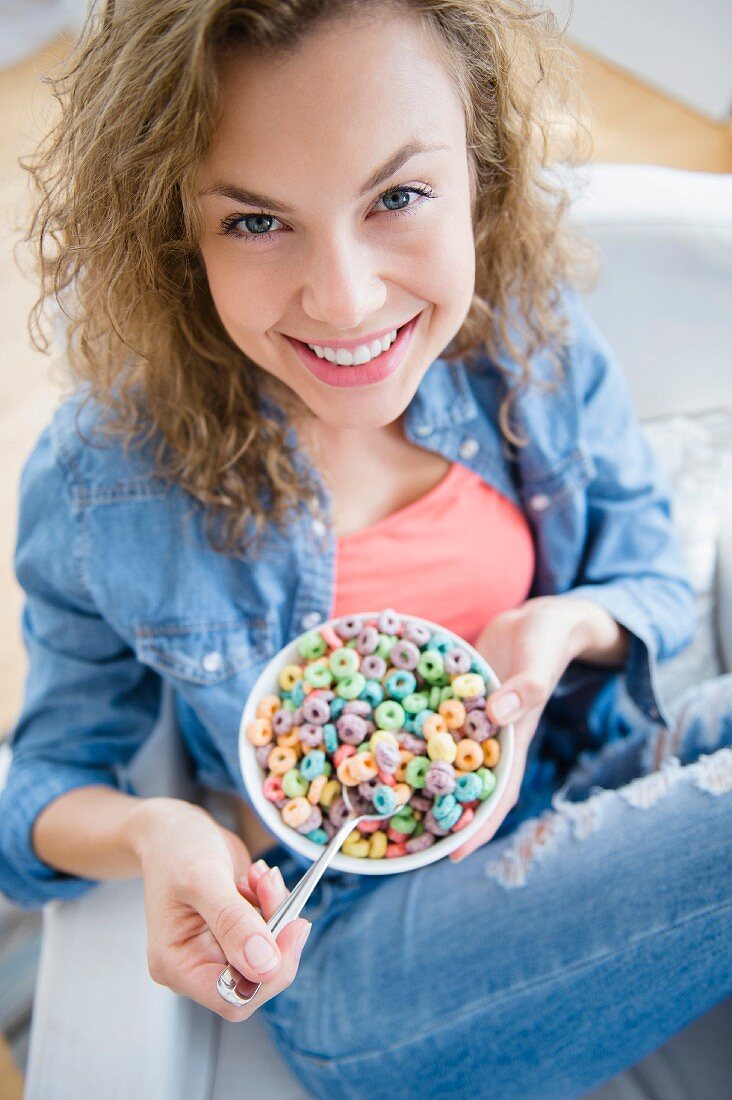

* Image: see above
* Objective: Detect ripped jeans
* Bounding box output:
[255,675,732,1100]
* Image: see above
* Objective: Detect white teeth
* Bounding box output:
[307,328,398,366]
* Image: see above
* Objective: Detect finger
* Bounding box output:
[486,673,548,726]
[195,876,285,985]
[256,865,290,920]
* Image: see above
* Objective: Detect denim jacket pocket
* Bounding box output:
[134,618,276,686]
[519,446,596,514]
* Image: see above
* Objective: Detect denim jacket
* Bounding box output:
[0,287,695,907]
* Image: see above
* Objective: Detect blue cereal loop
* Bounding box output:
[373,785,398,815]
[306,827,329,845]
[384,670,418,700]
[329,697,346,721]
[323,723,339,754]
[360,680,384,708]
[291,680,306,706]
[455,772,483,802]
[300,750,327,779]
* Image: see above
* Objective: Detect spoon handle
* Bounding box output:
[216,812,360,1006]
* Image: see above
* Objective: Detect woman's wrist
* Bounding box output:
[125,796,210,867]
[558,595,630,668]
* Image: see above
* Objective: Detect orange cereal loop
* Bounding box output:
[455,738,484,771]
[276,728,300,749]
[337,757,361,786]
[246,718,273,746]
[268,745,298,775]
[394,748,414,783]
[482,737,501,767]
[439,698,467,731]
[349,751,378,783]
[282,796,311,829]
[393,782,412,807]
[422,713,447,738]
[307,774,328,805]
[256,694,281,721]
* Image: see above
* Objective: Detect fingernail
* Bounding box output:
[266,866,284,890]
[252,859,269,877]
[296,922,312,954]
[244,935,280,975]
[450,854,464,864]
[492,691,520,722]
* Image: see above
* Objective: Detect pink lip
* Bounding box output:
[284,311,422,389]
[288,320,411,351]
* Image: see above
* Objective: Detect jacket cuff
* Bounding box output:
[0,761,120,909]
[559,582,672,726]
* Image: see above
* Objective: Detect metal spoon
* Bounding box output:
[216,787,403,1006]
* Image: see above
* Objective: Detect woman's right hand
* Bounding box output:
[130,798,311,1020]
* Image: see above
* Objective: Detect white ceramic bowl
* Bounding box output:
[238,611,515,875]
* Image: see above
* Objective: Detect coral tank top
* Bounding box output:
[332,462,535,647]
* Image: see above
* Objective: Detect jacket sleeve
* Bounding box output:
[0,422,162,909]
[542,289,696,757]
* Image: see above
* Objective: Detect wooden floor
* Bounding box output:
[0,29,731,1099]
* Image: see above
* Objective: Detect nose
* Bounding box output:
[299,231,387,333]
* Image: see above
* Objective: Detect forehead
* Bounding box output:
[204,12,466,184]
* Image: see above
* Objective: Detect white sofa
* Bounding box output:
[14,163,732,1099]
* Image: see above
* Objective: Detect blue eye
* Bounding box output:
[218,183,437,243]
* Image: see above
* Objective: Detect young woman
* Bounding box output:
[2,2,730,1096]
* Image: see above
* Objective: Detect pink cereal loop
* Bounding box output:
[263,775,284,802]
[319,624,343,650]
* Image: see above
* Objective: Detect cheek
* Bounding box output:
[200,242,279,334]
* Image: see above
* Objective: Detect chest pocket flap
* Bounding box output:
[134,618,275,686]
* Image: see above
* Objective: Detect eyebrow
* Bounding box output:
[198,140,449,213]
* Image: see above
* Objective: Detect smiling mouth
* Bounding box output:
[289,314,418,366]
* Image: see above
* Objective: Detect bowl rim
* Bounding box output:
[238,610,515,875]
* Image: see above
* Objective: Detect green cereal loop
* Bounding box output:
[357,742,371,753]
[282,768,309,798]
[404,756,430,788]
[298,630,328,659]
[281,699,296,711]
[329,646,360,679]
[374,700,405,730]
[417,650,444,682]
[389,812,417,835]
[403,691,429,714]
[476,767,497,800]
[440,686,455,702]
[345,638,359,648]
[304,662,333,688]
[428,685,442,711]
[337,672,367,699]
[375,633,396,660]
[412,820,425,837]
[322,760,333,775]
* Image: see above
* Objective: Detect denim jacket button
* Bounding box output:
[529,492,551,512]
[201,651,224,673]
[301,611,323,630]
[414,424,432,437]
[311,518,327,539]
[459,437,479,459]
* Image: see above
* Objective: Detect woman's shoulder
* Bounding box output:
[31,386,170,501]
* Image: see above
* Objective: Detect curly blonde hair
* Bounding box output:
[23,0,596,557]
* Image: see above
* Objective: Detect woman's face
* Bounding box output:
[196,11,476,431]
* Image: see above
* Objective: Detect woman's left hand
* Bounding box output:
[449,594,625,863]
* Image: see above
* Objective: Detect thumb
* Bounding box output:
[198,880,282,983]
[486,673,545,726]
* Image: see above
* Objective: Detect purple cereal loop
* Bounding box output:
[444,647,472,675]
[390,639,420,670]
[328,796,351,827]
[299,722,324,748]
[424,760,456,796]
[356,625,379,655]
[343,700,372,718]
[321,817,337,839]
[377,608,403,635]
[464,710,492,741]
[405,832,436,853]
[423,810,450,836]
[302,696,330,725]
[336,713,369,745]
[463,695,487,712]
[397,732,428,755]
[255,744,272,768]
[348,791,375,817]
[293,706,305,724]
[450,730,462,744]
[408,793,433,812]
[297,805,323,834]
[358,777,380,799]
[272,708,294,734]
[275,796,288,809]
[335,616,363,640]
[374,740,400,772]
[403,622,431,646]
[362,654,387,679]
